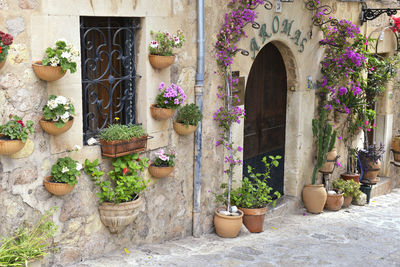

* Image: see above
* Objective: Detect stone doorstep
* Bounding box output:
[370,176,392,199]
[266,195,299,220]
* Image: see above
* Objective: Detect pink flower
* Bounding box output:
[373,123,376,127]
[365,121,369,126]
[336,161,342,167]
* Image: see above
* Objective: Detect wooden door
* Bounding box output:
[243,42,287,196]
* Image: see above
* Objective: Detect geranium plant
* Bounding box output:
[42,95,75,128]
[153,149,175,167]
[148,30,185,56]
[51,156,82,186]
[0,31,13,62]
[42,39,79,73]
[155,82,186,109]
[0,115,34,142]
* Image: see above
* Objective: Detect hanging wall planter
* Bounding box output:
[148,55,176,69]
[32,61,66,82]
[43,176,75,196]
[173,104,202,135]
[40,117,74,136]
[150,104,176,120]
[148,164,174,178]
[173,121,197,135]
[0,116,34,156]
[0,135,25,155]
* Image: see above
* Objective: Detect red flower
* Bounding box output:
[1,33,13,46]
[16,120,24,127]
[137,157,141,162]
[123,167,129,175]
[0,46,2,54]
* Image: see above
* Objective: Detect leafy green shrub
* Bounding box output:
[51,156,82,185]
[332,178,362,200]
[176,103,202,127]
[42,95,75,128]
[0,115,34,143]
[98,124,147,142]
[0,207,57,266]
[42,39,79,73]
[84,153,149,204]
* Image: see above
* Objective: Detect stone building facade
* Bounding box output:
[0,0,400,266]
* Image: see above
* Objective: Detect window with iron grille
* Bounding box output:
[80,17,140,143]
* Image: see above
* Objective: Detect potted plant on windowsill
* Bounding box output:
[40,95,75,135]
[148,30,185,69]
[332,178,362,207]
[43,156,82,196]
[0,115,34,155]
[83,154,149,233]
[32,39,79,81]
[173,103,202,136]
[0,31,13,70]
[150,82,186,120]
[357,143,385,184]
[98,123,148,158]
[148,149,175,178]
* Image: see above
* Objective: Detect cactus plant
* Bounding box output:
[312,109,337,184]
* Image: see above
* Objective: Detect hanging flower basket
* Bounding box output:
[100,136,149,158]
[148,164,174,178]
[0,58,6,70]
[0,135,24,155]
[32,60,66,82]
[40,117,74,136]
[43,175,75,196]
[148,55,176,69]
[150,104,175,120]
[173,121,197,135]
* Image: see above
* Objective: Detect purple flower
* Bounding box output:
[237,146,243,152]
[339,86,347,96]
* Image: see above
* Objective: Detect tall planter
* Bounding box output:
[392,135,400,162]
[214,207,243,238]
[148,55,175,69]
[39,117,74,136]
[98,196,142,234]
[238,207,267,233]
[302,184,327,214]
[32,61,66,82]
[319,148,337,173]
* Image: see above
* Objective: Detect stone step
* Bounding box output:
[266,195,299,219]
[370,177,392,199]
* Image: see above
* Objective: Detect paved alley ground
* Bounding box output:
[70,189,400,267]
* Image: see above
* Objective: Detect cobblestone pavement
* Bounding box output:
[71,189,400,267]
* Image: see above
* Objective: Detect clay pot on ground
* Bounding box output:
[392,136,400,162]
[0,135,25,155]
[150,104,176,120]
[0,58,6,70]
[340,173,360,183]
[343,195,353,207]
[238,206,268,233]
[98,196,142,234]
[148,55,176,69]
[39,117,74,136]
[319,148,337,173]
[214,207,243,238]
[148,164,174,178]
[302,184,327,214]
[100,135,148,158]
[43,176,75,196]
[173,121,197,135]
[324,192,344,211]
[363,159,381,184]
[32,60,66,82]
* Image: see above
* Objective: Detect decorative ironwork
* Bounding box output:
[305,0,338,38]
[361,2,400,25]
[80,17,141,143]
[236,48,250,56]
[249,0,273,10]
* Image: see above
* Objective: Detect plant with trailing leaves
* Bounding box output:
[153,149,175,167]
[0,207,57,267]
[84,153,149,204]
[176,103,202,127]
[0,115,34,142]
[98,124,147,141]
[148,30,185,56]
[332,178,362,200]
[42,39,79,73]
[51,156,82,185]
[42,95,75,128]
[0,31,13,62]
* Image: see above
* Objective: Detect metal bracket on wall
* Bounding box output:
[361,2,400,25]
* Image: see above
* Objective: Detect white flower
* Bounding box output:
[87,137,98,145]
[75,163,82,171]
[61,51,72,59]
[61,167,69,173]
[55,96,68,105]
[174,37,180,45]
[150,40,158,48]
[47,99,58,110]
[64,104,70,110]
[53,115,60,122]
[60,112,70,122]
[72,145,81,151]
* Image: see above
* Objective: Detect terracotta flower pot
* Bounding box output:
[302,184,327,214]
[343,195,353,207]
[238,207,268,233]
[319,149,337,173]
[32,60,66,82]
[324,193,344,211]
[150,104,175,120]
[100,135,148,158]
[214,207,243,238]
[392,135,400,162]
[148,164,174,178]
[0,136,25,155]
[173,121,197,136]
[40,117,74,136]
[340,173,360,183]
[0,58,6,70]
[98,196,142,234]
[148,54,176,69]
[363,159,381,184]
[43,176,75,196]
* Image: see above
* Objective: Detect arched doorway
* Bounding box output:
[243,42,287,196]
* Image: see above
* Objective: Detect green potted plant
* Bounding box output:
[98,123,148,158]
[0,31,13,70]
[150,82,186,120]
[357,143,385,184]
[0,115,34,155]
[32,39,79,81]
[303,109,336,214]
[148,30,185,69]
[173,103,202,135]
[43,156,82,196]
[148,149,175,178]
[84,154,149,233]
[332,178,362,207]
[40,95,75,135]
